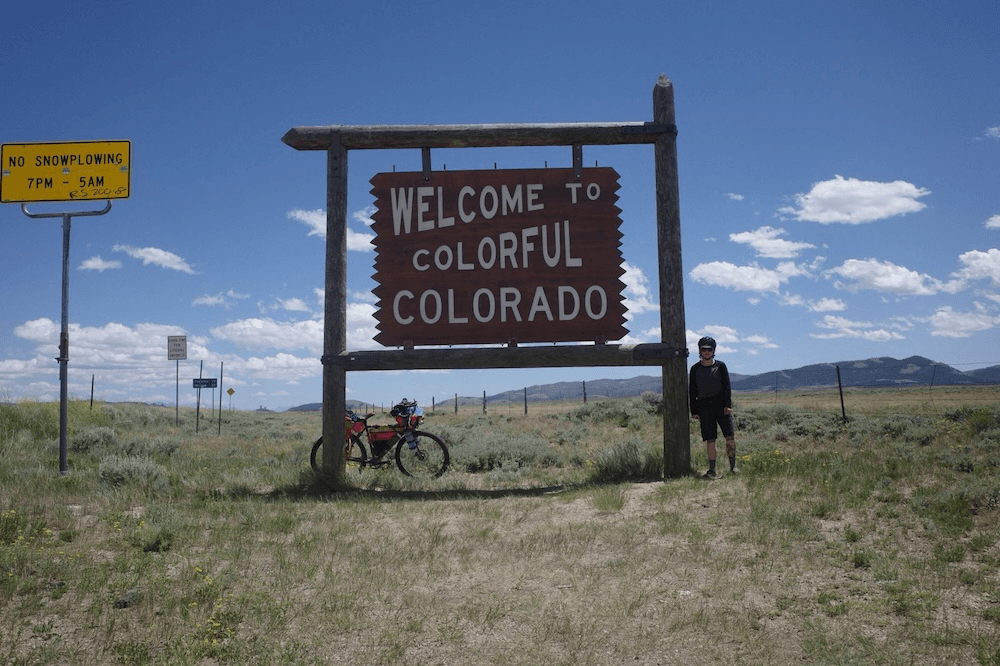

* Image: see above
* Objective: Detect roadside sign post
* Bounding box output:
[218,362,224,435]
[3,140,131,475]
[193,372,217,433]
[20,202,112,474]
[168,336,187,425]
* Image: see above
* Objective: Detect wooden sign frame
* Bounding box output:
[282,75,690,484]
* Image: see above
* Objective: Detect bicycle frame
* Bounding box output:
[350,416,403,466]
[311,400,449,478]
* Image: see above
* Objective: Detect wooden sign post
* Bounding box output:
[283,75,690,485]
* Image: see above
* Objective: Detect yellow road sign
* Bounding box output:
[1,140,131,203]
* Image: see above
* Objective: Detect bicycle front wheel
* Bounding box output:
[309,437,323,472]
[345,434,368,471]
[394,431,449,479]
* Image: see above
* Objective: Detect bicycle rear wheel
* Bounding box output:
[310,436,368,473]
[394,431,449,479]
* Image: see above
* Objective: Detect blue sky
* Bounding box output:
[1,0,998,411]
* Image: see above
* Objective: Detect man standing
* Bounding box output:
[689,336,737,479]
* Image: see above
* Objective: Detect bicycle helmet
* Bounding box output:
[697,336,716,351]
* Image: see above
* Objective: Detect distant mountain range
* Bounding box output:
[286,356,999,412]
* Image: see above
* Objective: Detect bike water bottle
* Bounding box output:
[405,431,417,450]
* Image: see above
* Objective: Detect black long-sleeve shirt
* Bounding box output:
[689,360,732,415]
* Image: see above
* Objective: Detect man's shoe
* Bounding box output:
[701,470,717,480]
[729,466,740,474]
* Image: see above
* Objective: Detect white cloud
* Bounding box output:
[949,248,1000,289]
[780,293,846,311]
[79,256,121,271]
[927,305,1000,337]
[235,352,319,383]
[349,289,377,304]
[725,193,744,201]
[276,297,311,312]
[686,329,733,355]
[985,214,1000,229]
[743,335,779,349]
[113,244,196,274]
[13,318,193,369]
[701,325,740,344]
[986,127,1000,140]
[0,357,43,382]
[288,207,376,251]
[353,205,376,226]
[805,256,827,272]
[347,229,375,251]
[690,260,808,292]
[635,326,661,342]
[811,315,905,341]
[4,316,326,403]
[194,289,252,307]
[13,317,60,343]
[779,175,930,224]
[827,258,941,295]
[808,297,847,312]
[346,301,378,350]
[621,261,658,318]
[288,208,325,237]
[683,327,776,356]
[780,293,805,307]
[729,226,816,258]
[211,318,324,354]
[193,293,226,306]
[210,294,378,354]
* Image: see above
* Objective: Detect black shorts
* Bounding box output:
[696,397,734,441]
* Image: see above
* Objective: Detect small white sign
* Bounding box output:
[167,335,187,360]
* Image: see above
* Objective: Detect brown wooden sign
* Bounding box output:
[370,167,627,346]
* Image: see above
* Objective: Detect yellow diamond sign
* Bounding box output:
[1,140,131,203]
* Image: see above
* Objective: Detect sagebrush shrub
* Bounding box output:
[117,436,180,459]
[554,422,591,445]
[0,401,58,441]
[455,431,565,473]
[564,399,657,429]
[98,455,169,493]
[70,426,118,454]
[591,435,662,483]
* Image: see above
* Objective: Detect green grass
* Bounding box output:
[0,391,998,664]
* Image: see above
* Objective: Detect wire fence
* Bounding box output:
[412,360,1000,418]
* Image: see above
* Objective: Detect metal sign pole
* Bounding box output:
[218,362,224,435]
[196,360,203,433]
[20,201,112,475]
